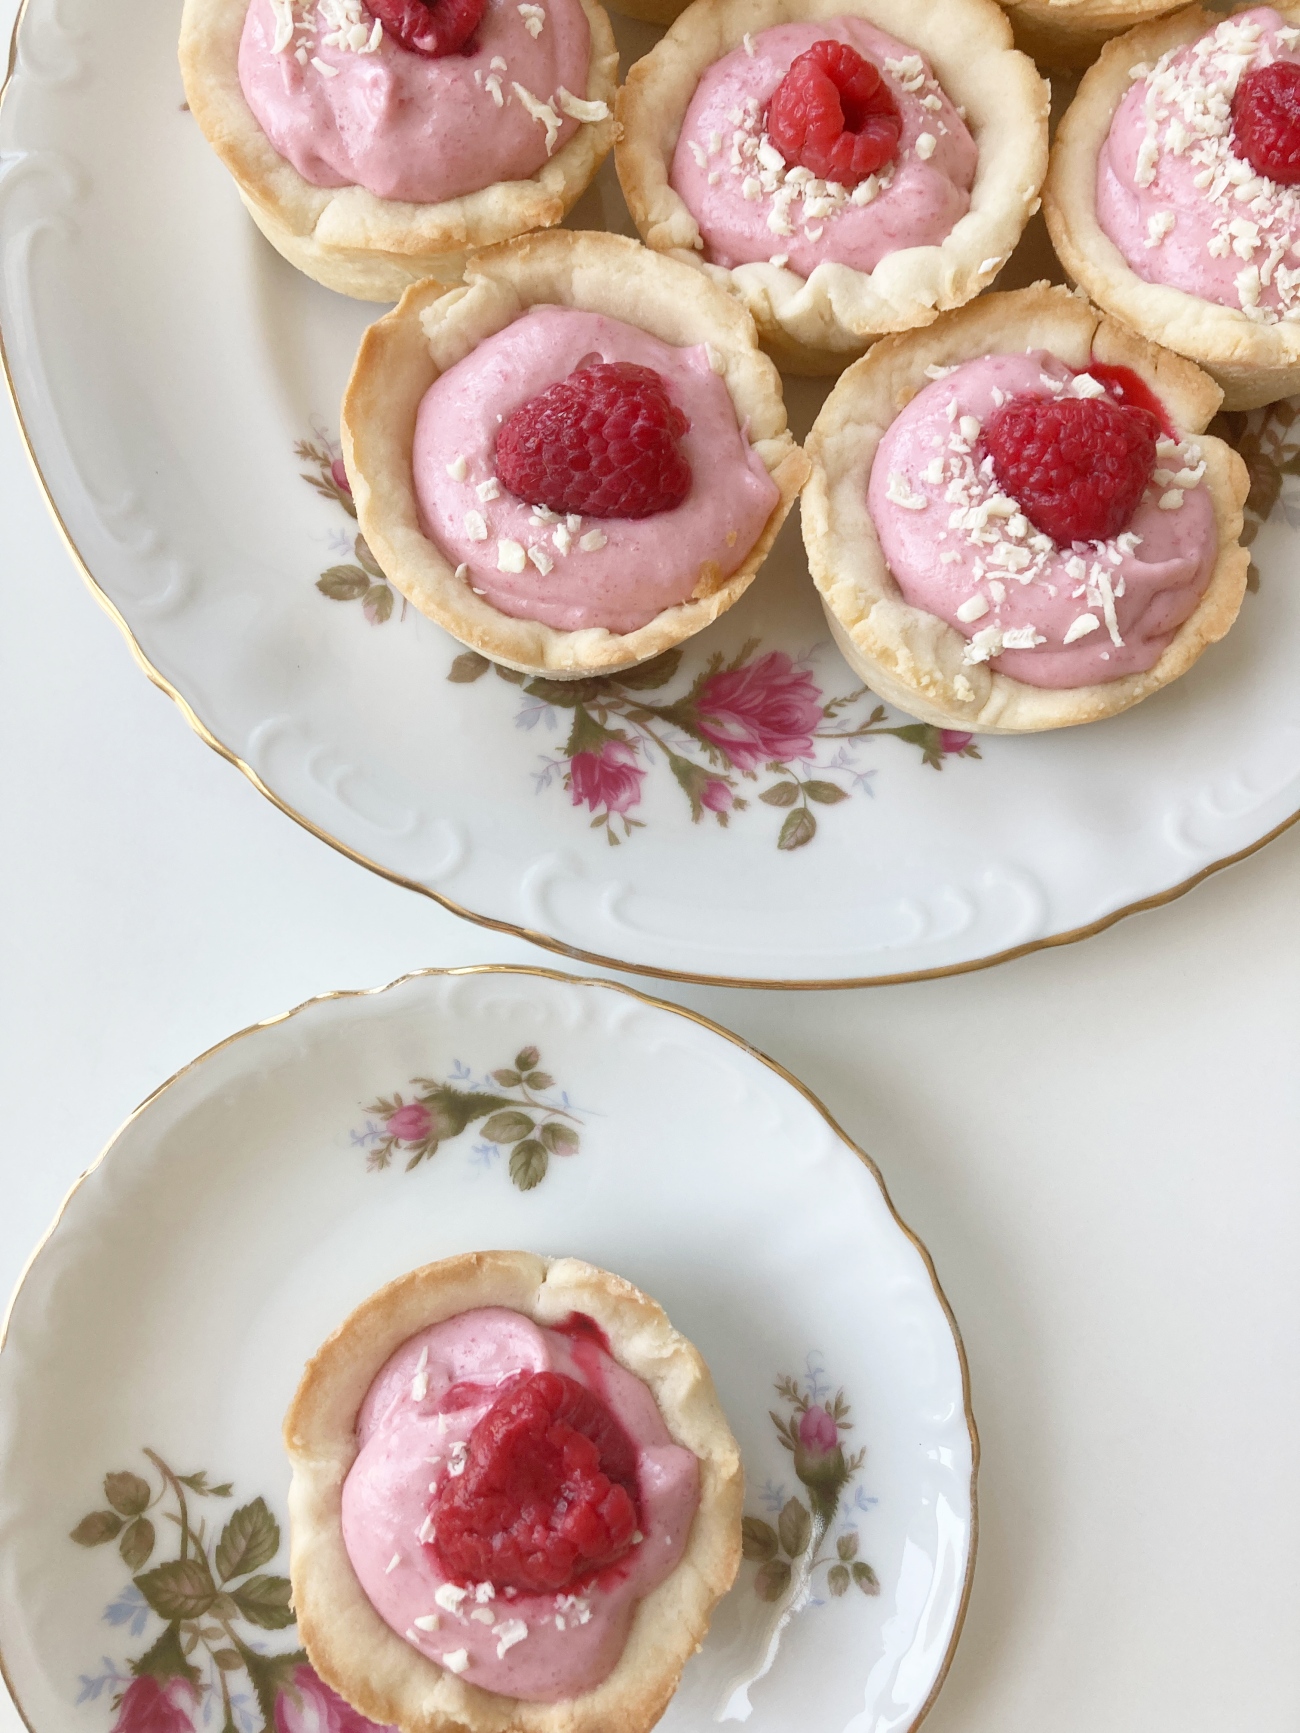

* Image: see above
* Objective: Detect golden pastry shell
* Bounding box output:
[178,0,619,300]
[615,0,1049,375]
[341,229,809,678]
[1044,2,1300,410]
[802,283,1250,733]
[284,1249,744,1733]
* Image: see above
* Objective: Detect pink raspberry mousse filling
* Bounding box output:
[340,1306,699,1702]
[412,306,780,634]
[1096,9,1300,323]
[238,0,591,205]
[868,352,1218,687]
[669,20,976,279]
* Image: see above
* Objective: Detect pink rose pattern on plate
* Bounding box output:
[450,644,980,849]
[71,1452,393,1733]
[353,1046,582,1191]
[742,1361,880,1606]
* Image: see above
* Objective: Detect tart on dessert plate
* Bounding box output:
[341,229,808,677]
[803,283,1251,732]
[179,0,618,298]
[286,1250,742,1733]
[616,0,1050,373]
[0,968,977,1733]
[1047,4,1300,409]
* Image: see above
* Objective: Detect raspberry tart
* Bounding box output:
[616,0,1048,374]
[1047,4,1300,408]
[341,230,808,677]
[285,1250,742,1733]
[179,0,617,299]
[803,285,1249,732]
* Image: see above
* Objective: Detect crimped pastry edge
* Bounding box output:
[285,1249,744,1733]
[341,229,809,677]
[178,0,619,300]
[802,283,1250,733]
[1044,2,1300,408]
[615,0,1049,373]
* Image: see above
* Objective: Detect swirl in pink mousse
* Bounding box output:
[238,0,590,204]
[696,652,822,771]
[340,1307,699,1702]
[868,352,1219,687]
[1096,9,1300,320]
[670,19,976,278]
[412,306,779,634]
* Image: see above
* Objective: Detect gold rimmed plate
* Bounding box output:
[0,967,976,1733]
[2,0,1298,984]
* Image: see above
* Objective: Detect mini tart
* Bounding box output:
[998,0,1190,73]
[285,1249,743,1733]
[178,0,618,301]
[341,229,808,677]
[1045,3,1300,410]
[803,284,1250,733]
[615,0,1049,376]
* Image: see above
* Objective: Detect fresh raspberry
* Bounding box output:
[368,0,485,58]
[495,363,692,519]
[766,41,901,188]
[1232,60,1300,185]
[979,393,1159,545]
[428,1372,641,1594]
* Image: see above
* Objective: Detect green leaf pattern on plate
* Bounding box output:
[355,1049,582,1192]
[69,1450,391,1733]
[742,1364,880,1607]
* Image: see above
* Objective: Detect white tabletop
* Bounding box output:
[2,39,1299,1733]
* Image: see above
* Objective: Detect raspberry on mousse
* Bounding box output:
[429,1371,643,1595]
[979,392,1160,546]
[766,39,903,186]
[494,363,694,520]
[367,0,487,57]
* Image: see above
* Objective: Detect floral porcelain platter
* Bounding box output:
[0,967,975,1733]
[3,1,1300,985]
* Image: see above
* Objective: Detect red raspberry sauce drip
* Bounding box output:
[979,393,1160,545]
[1232,60,1300,186]
[1084,362,1175,438]
[428,1371,641,1594]
[495,363,693,520]
[766,40,901,188]
[368,0,485,58]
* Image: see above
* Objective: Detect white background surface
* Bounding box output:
[2,15,1299,1728]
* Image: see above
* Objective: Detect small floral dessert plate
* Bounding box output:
[4,0,1300,984]
[0,968,975,1733]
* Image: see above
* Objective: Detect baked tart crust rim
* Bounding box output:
[802,284,1250,734]
[614,0,1050,369]
[285,1248,744,1733]
[341,228,809,677]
